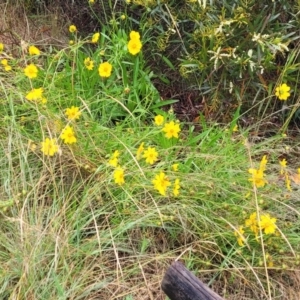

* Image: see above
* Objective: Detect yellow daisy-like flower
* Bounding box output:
[0,43,3,52]
[114,167,125,185]
[129,31,140,40]
[89,0,95,3]
[152,171,171,196]
[127,38,142,55]
[84,57,94,70]
[143,146,158,165]
[1,59,12,71]
[121,14,126,20]
[69,40,75,45]
[248,168,267,188]
[275,83,291,101]
[162,121,181,139]
[173,178,180,196]
[29,45,40,55]
[69,25,77,33]
[98,61,112,78]
[259,214,277,235]
[25,88,47,104]
[60,125,77,144]
[154,115,164,126]
[136,142,144,159]
[91,32,100,43]
[65,106,81,121]
[41,138,59,156]
[24,63,38,79]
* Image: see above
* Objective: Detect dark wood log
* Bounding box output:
[161,261,225,300]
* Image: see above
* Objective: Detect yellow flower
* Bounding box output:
[69,40,75,45]
[162,121,181,139]
[24,63,38,79]
[232,124,238,132]
[143,146,158,165]
[84,57,94,70]
[259,155,268,172]
[154,115,164,126]
[108,150,120,167]
[89,0,95,3]
[172,163,179,171]
[275,83,291,101]
[152,171,171,196]
[98,61,112,78]
[129,31,140,40]
[65,106,81,120]
[61,125,77,144]
[91,32,100,43]
[285,173,291,191]
[69,25,77,33]
[114,167,125,185]
[1,59,12,71]
[26,88,47,104]
[121,14,126,20]
[136,142,144,159]
[0,43,3,52]
[41,138,59,156]
[29,45,40,55]
[245,212,259,235]
[127,38,142,55]
[173,178,180,196]
[234,226,245,247]
[259,214,277,235]
[279,158,287,175]
[248,168,267,188]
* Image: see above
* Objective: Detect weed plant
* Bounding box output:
[0,3,300,300]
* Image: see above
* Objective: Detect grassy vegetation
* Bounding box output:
[1,1,300,299]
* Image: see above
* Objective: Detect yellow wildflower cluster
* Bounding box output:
[235,212,277,246]
[245,212,277,235]
[154,115,181,139]
[1,59,12,71]
[152,171,180,197]
[152,171,171,196]
[109,150,120,167]
[107,151,125,185]
[248,155,267,188]
[127,30,142,55]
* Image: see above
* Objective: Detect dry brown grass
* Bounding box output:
[0,1,68,54]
